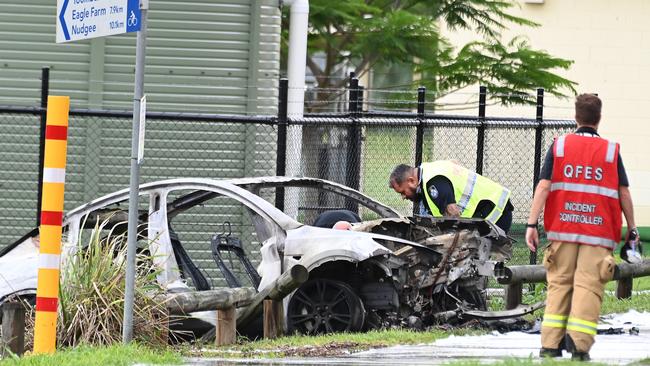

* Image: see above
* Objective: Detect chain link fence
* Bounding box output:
[0,80,575,272]
[2,111,42,244]
[283,115,574,267]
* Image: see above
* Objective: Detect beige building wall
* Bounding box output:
[440,0,650,226]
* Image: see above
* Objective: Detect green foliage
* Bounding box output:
[606,274,650,291]
[21,217,178,349]
[430,36,575,105]
[424,0,539,36]
[0,344,180,366]
[56,219,171,347]
[601,293,650,314]
[289,0,576,109]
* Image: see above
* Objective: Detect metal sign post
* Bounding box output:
[122,1,148,344]
[55,0,147,345]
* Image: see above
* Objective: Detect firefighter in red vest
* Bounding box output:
[525,94,637,361]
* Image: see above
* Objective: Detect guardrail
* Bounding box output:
[0,287,258,355]
[193,264,309,343]
[237,264,309,339]
[494,260,650,309]
[160,287,256,346]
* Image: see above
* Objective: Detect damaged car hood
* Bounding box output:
[283,225,438,271]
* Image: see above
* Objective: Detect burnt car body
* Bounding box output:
[0,176,531,336]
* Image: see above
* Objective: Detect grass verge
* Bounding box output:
[490,284,650,318]
[606,275,650,291]
[602,292,650,314]
[193,328,482,358]
[0,343,181,366]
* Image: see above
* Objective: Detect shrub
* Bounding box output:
[25,217,177,348]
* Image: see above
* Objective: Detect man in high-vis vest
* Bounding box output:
[389,160,514,234]
[526,94,637,361]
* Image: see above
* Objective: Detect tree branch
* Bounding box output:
[306,55,324,84]
[353,58,371,79]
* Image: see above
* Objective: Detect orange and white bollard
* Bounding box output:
[33,96,70,354]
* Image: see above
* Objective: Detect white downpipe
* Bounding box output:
[283,0,308,219]
[285,0,309,114]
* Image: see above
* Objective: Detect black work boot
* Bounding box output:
[539,348,562,358]
[539,334,567,358]
[565,334,590,362]
[572,352,591,361]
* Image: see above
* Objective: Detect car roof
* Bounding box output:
[66,176,402,221]
[65,178,301,229]
[225,176,402,219]
[2,176,404,255]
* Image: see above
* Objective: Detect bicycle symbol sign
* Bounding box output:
[127,11,137,27]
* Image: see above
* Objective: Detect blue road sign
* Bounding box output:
[56,0,141,43]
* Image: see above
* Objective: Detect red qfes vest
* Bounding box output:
[544,134,622,249]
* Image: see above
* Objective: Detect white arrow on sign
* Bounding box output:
[56,0,141,43]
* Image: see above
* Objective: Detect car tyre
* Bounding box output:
[287,279,365,335]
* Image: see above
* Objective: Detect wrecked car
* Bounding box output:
[0,176,538,337]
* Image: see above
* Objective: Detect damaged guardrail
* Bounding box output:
[494,260,650,309]
[161,287,256,314]
[0,289,258,354]
[158,287,256,346]
[194,264,309,342]
[237,264,309,339]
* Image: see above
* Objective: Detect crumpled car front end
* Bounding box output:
[273,214,523,334]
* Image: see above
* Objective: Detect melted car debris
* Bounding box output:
[330,214,539,332]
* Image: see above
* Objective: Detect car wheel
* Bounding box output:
[287,279,365,335]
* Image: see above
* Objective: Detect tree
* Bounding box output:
[284,0,576,109]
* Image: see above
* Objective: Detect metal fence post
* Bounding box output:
[36,67,50,227]
[347,74,359,117]
[476,86,487,174]
[345,73,361,212]
[275,79,289,211]
[415,87,426,167]
[358,85,365,113]
[413,87,426,215]
[532,88,545,190]
[530,88,544,266]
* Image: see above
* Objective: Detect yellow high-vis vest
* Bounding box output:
[420,161,511,224]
